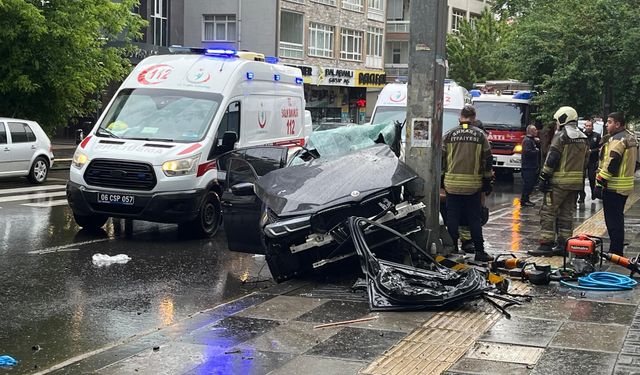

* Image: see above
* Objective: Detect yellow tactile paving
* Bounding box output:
[361,191,640,375]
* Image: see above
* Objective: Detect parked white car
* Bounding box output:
[0,117,54,183]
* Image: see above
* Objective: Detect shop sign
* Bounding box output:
[355,70,386,88]
[322,68,355,86]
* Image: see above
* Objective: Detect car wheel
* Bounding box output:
[27,156,49,184]
[182,191,221,238]
[73,214,108,230]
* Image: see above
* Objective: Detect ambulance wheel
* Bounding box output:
[185,191,221,238]
[74,214,108,230]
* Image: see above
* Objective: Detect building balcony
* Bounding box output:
[385,64,408,80]
[386,20,410,33]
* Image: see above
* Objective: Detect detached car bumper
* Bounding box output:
[66,181,206,223]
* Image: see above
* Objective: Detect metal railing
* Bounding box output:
[386,20,410,33]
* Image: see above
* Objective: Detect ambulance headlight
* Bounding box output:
[72,151,89,169]
[162,154,200,177]
[513,144,523,153]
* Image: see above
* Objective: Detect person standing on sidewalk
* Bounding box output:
[578,118,602,202]
[443,105,494,262]
[529,106,589,256]
[594,112,638,256]
[520,125,540,207]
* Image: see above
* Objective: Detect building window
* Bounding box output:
[203,15,237,41]
[385,41,407,64]
[286,0,305,3]
[366,26,383,68]
[310,0,336,5]
[309,23,334,58]
[342,0,363,12]
[340,28,362,61]
[451,9,465,33]
[469,13,480,29]
[280,11,304,59]
[151,0,168,46]
[387,0,404,20]
[392,47,401,63]
[368,0,383,11]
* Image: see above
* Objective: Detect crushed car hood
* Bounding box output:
[255,144,417,217]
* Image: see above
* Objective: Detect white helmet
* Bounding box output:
[553,106,578,127]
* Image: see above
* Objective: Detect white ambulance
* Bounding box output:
[369,80,471,154]
[67,49,307,237]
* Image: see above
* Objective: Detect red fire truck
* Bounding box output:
[471,80,535,175]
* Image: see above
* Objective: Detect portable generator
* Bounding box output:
[563,234,603,275]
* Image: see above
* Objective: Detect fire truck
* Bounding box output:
[471,80,535,175]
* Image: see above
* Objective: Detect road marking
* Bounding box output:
[28,239,110,255]
[0,191,66,203]
[0,184,65,195]
[28,248,80,255]
[22,199,69,208]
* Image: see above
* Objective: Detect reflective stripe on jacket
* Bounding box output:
[442,123,492,195]
[598,129,637,196]
[541,125,589,190]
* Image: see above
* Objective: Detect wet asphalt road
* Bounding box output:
[0,170,275,373]
[0,169,531,373]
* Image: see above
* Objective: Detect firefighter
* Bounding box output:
[529,106,589,256]
[594,112,638,256]
[443,105,494,262]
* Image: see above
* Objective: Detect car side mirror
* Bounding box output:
[231,182,255,196]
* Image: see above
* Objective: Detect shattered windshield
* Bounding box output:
[97,88,222,142]
[295,122,399,163]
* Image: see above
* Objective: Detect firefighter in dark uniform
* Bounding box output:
[529,106,589,256]
[443,105,494,262]
[594,112,638,256]
[578,118,602,201]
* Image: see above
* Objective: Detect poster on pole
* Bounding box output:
[410,118,432,148]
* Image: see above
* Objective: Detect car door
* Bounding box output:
[0,122,10,174]
[221,146,288,253]
[6,122,35,173]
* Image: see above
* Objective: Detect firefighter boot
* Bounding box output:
[461,240,475,254]
[528,241,555,257]
[475,251,494,263]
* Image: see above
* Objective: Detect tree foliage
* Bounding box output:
[505,0,640,123]
[446,9,516,90]
[0,0,146,133]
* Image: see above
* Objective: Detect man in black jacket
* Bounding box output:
[578,118,602,201]
[520,125,540,206]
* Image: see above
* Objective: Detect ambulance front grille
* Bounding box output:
[84,159,157,191]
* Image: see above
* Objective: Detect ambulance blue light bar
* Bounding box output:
[470,89,482,97]
[246,72,254,80]
[295,77,304,85]
[274,74,281,81]
[205,48,237,57]
[513,91,533,100]
[265,56,279,64]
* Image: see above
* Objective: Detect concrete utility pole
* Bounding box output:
[405,0,448,253]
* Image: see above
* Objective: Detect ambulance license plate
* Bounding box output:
[97,192,135,205]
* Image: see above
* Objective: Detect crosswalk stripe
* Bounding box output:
[0,185,66,195]
[0,191,67,203]
[22,199,69,208]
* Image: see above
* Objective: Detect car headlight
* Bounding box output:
[72,151,89,169]
[513,144,523,153]
[162,154,200,177]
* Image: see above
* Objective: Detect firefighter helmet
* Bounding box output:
[553,106,578,127]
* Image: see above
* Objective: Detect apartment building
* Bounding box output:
[183,0,387,124]
[385,0,490,82]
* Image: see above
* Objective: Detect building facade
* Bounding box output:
[183,0,388,124]
[384,0,489,82]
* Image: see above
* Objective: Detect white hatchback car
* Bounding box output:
[0,117,54,183]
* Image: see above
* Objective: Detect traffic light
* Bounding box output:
[356,98,366,108]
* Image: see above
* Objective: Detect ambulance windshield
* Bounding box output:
[371,106,406,125]
[97,88,222,142]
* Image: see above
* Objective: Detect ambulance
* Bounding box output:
[66,48,308,237]
[369,80,471,151]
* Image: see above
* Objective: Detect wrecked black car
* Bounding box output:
[218,122,426,282]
